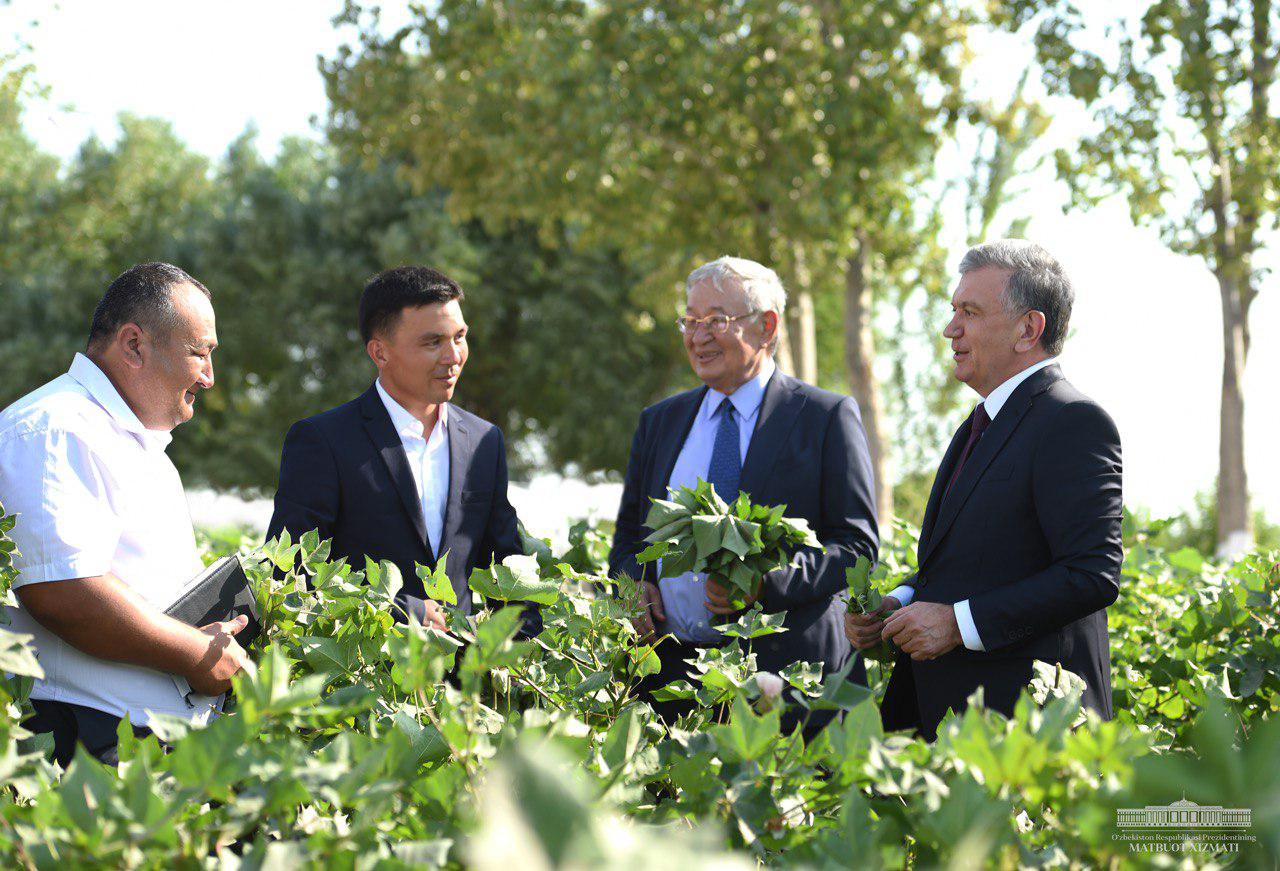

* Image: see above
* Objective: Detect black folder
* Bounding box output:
[164,555,262,648]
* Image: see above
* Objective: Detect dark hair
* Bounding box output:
[958,240,1074,356]
[358,266,465,342]
[87,262,210,349]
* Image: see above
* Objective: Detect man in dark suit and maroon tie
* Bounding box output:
[846,240,1123,740]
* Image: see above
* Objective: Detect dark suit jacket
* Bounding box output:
[608,368,879,681]
[881,364,1122,739]
[267,385,531,626]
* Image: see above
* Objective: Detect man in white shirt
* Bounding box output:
[0,262,251,765]
[846,240,1123,739]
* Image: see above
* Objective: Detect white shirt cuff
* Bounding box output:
[887,584,915,606]
[954,599,985,651]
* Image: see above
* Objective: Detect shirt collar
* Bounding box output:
[704,356,777,422]
[67,353,172,450]
[376,378,448,440]
[982,357,1058,421]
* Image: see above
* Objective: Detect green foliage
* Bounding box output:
[637,481,820,604]
[1,499,1280,865]
[1133,490,1280,557]
[325,0,974,298]
[845,556,884,615]
[0,111,683,490]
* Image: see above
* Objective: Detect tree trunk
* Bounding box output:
[774,318,796,375]
[843,232,892,525]
[1216,273,1252,557]
[786,245,818,384]
[787,289,818,385]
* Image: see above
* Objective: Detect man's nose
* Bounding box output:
[943,316,961,339]
[201,361,215,389]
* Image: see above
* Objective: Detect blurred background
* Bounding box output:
[1,0,1276,555]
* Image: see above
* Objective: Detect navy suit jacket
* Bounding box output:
[608,369,879,679]
[881,364,1122,738]
[266,385,529,625]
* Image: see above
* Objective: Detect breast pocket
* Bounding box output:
[981,462,1015,484]
[460,489,491,508]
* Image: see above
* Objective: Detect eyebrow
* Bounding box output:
[419,327,468,340]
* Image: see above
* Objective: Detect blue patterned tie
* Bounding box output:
[707,400,741,500]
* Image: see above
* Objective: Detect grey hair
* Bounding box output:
[958,239,1074,356]
[685,256,788,317]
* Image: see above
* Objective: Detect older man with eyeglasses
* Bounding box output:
[609,256,879,736]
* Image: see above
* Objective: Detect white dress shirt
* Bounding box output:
[0,354,216,724]
[889,357,1059,651]
[661,357,776,644]
[376,379,450,557]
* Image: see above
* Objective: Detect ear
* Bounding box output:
[117,323,147,370]
[1015,310,1047,353]
[365,337,387,370]
[759,310,780,347]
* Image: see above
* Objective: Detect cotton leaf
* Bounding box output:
[416,553,457,605]
[468,562,560,606]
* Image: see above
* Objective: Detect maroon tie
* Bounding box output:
[944,404,991,498]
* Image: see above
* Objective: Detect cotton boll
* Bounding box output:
[754,671,785,708]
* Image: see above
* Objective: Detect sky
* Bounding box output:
[3,0,1277,524]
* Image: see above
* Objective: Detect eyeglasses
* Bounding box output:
[676,311,760,335]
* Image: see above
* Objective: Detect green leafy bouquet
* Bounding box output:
[845,556,883,615]
[636,480,821,608]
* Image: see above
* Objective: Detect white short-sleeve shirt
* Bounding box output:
[0,354,214,725]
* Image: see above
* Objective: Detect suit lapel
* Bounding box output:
[360,386,432,556]
[917,417,971,553]
[739,370,804,497]
[647,387,706,503]
[919,365,1063,566]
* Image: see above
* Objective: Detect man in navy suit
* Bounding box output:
[609,256,879,731]
[268,266,534,631]
[846,240,1122,740]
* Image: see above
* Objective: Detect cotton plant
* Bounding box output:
[1,504,1277,867]
[636,480,821,608]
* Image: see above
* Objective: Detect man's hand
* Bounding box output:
[18,573,257,694]
[419,599,449,632]
[882,602,962,661]
[844,595,900,650]
[705,575,759,615]
[187,614,252,696]
[632,581,666,641]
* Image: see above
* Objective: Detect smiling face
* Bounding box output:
[683,279,776,395]
[366,300,469,410]
[138,282,217,430]
[943,266,1047,396]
